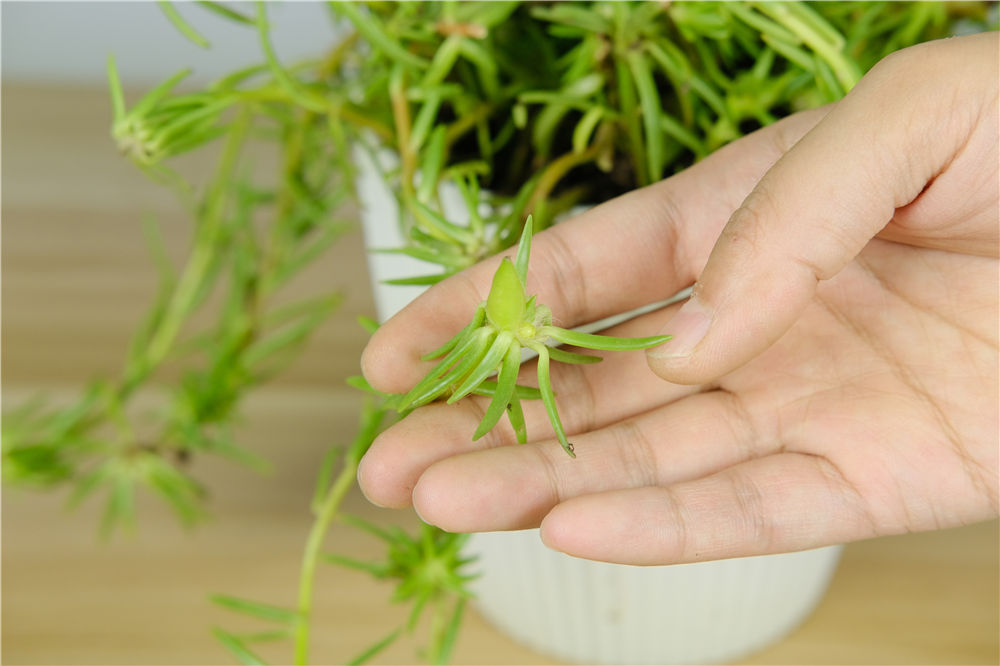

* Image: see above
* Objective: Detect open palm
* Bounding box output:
[359,34,998,565]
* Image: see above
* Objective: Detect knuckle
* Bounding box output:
[648,185,694,283]
[723,187,772,262]
[726,469,774,550]
[609,420,659,488]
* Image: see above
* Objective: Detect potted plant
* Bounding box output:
[3,2,990,664]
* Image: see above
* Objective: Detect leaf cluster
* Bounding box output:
[3,3,354,534]
[327,518,474,665]
[210,395,473,666]
[398,219,670,457]
[334,0,984,284]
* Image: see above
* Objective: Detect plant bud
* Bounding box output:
[486,258,525,331]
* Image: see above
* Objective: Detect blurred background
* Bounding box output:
[3,3,541,663]
[2,3,998,665]
[3,2,337,86]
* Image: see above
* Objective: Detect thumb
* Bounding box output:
[647,35,990,384]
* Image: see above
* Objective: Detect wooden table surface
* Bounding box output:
[3,85,997,666]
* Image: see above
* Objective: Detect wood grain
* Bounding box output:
[2,85,997,666]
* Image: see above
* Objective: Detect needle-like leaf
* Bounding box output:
[210,595,299,623]
[158,1,211,48]
[127,68,192,120]
[513,216,533,285]
[433,598,467,666]
[411,198,477,246]
[420,306,486,361]
[626,49,665,182]
[333,2,430,70]
[529,343,574,457]
[506,392,528,444]
[473,343,522,440]
[384,273,456,286]
[448,332,515,403]
[346,627,403,666]
[324,553,390,577]
[106,55,127,126]
[547,346,602,365]
[212,628,268,666]
[196,1,256,26]
[402,328,494,409]
[472,381,542,401]
[543,326,672,351]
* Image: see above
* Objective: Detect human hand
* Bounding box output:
[359,33,998,565]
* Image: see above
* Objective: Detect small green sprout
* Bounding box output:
[107,54,232,168]
[397,217,671,457]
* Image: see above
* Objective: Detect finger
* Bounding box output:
[539,452,873,565]
[888,33,999,254]
[408,390,771,532]
[363,108,830,394]
[648,34,996,384]
[359,306,702,508]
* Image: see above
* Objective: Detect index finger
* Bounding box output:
[362,107,829,394]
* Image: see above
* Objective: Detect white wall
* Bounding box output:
[1,1,343,87]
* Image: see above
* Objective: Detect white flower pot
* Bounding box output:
[355,151,843,664]
[465,530,841,665]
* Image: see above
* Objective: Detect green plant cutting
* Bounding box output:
[399,217,670,457]
[2,2,992,664]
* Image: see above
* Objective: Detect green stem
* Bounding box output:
[121,108,251,395]
[614,50,647,186]
[526,142,602,220]
[261,106,312,290]
[755,2,861,93]
[294,454,359,665]
[443,101,494,149]
[390,65,416,199]
[234,86,393,141]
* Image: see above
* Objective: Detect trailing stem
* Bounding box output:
[293,453,359,665]
[122,108,252,395]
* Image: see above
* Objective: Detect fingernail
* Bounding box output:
[649,296,712,359]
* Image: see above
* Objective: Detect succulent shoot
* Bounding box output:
[397,217,671,457]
